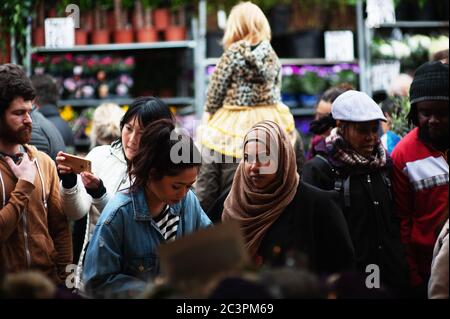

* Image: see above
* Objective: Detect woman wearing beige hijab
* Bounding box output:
[222,121,355,274]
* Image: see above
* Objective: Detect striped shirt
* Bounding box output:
[153,206,179,242]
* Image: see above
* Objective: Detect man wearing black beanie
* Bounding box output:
[391,61,449,298]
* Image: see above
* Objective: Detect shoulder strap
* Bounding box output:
[315,154,350,207]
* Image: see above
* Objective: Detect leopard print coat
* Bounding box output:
[205,40,282,114]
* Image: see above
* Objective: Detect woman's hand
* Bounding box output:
[55,151,74,175]
[80,171,101,190]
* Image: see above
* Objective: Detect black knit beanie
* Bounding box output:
[410,61,449,105]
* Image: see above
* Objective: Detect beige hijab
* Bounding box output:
[222,121,300,258]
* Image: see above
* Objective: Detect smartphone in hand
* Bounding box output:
[61,152,92,174]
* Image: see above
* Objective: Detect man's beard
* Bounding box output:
[0,119,32,145]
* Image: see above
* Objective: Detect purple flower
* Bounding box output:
[332,65,342,73]
[351,64,360,73]
[119,74,133,86]
[116,83,129,96]
[207,66,216,75]
[64,78,77,91]
[282,66,294,76]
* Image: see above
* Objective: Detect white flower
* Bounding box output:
[429,35,449,60]
[391,40,411,59]
[417,35,431,50]
[407,36,420,51]
[408,35,431,51]
[379,43,394,58]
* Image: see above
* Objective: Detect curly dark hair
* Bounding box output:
[0,64,36,119]
[130,119,201,191]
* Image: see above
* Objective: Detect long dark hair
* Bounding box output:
[112,96,175,151]
[130,119,201,191]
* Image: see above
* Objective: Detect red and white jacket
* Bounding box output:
[392,127,449,287]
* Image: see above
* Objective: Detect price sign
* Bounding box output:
[325,31,355,61]
[45,17,75,48]
[371,60,401,92]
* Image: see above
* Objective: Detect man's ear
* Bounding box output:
[336,120,342,128]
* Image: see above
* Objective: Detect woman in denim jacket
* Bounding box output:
[56,97,174,290]
[82,120,212,298]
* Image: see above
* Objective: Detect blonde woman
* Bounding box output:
[197,1,304,213]
[90,103,125,148]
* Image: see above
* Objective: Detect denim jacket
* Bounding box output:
[82,187,212,298]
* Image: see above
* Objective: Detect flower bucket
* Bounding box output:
[91,30,110,44]
[136,27,158,43]
[165,26,186,41]
[75,30,88,45]
[154,8,170,31]
[114,30,134,44]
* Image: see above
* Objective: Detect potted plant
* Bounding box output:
[92,0,112,44]
[134,0,159,42]
[390,95,414,137]
[327,0,357,30]
[0,33,10,63]
[265,0,291,36]
[287,0,325,58]
[32,0,45,47]
[281,66,301,108]
[394,0,438,21]
[165,0,188,41]
[154,0,170,32]
[0,0,33,66]
[113,0,134,43]
[329,64,360,89]
[298,67,329,108]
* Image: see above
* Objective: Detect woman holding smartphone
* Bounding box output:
[56,96,174,291]
[82,119,211,298]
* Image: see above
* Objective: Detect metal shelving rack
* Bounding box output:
[31,40,196,53]
[56,97,195,108]
[356,0,449,96]
[204,57,359,67]
[25,1,208,118]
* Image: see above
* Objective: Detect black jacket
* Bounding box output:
[209,181,355,275]
[302,155,409,293]
[39,105,74,148]
[30,109,66,161]
[258,181,355,275]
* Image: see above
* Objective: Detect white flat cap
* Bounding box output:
[331,90,387,122]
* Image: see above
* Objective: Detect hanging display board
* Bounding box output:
[45,18,75,48]
[325,31,355,61]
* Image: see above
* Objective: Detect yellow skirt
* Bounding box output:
[200,103,297,159]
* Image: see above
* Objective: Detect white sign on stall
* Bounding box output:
[371,60,401,92]
[325,31,355,61]
[45,17,75,48]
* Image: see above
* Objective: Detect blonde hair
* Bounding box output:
[91,102,125,148]
[222,2,271,50]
